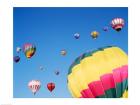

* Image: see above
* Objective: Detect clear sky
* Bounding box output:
[13,7,128,98]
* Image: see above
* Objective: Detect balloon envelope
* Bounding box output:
[28,80,41,95]
[91,31,99,39]
[14,56,20,63]
[67,46,128,98]
[111,18,124,31]
[23,43,36,58]
[74,33,80,39]
[55,70,60,75]
[103,26,109,31]
[47,82,55,92]
[39,66,44,70]
[16,47,22,53]
[61,50,67,56]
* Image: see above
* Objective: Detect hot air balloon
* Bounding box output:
[28,80,41,95]
[47,82,55,92]
[39,66,44,71]
[74,33,80,39]
[61,50,67,56]
[23,43,36,59]
[67,46,128,98]
[55,70,60,75]
[91,31,99,39]
[103,26,109,31]
[111,18,124,31]
[14,56,20,63]
[16,47,22,53]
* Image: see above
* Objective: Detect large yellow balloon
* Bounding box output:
[67,46,128,98]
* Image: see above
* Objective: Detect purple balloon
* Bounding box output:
[14,56,20,63]
[103,26,109,31]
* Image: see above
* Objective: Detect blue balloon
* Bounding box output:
[14,56,20,63]
[103,26,109,31]
[55,70,60,75]
[74,33,80,39]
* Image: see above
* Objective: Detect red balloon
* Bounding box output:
[47,82,55,92]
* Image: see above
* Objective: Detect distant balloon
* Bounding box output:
[55,70,60,75]
[14,56,20,63]
[103,26,109,31]
[61,50,67,56]
[28,80,41,95]
[47,82,55,92]
[39,66,44,71]
[23,43,36,59]
[16,47,22,53]
[74,33,80,39]
[111,18,124,31]
[91,31,99,39]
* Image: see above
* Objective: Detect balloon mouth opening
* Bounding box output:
[15,60,20,62]
[113,25,123,32]
[116,28,121,31]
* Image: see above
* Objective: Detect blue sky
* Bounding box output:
[13,7,128,98]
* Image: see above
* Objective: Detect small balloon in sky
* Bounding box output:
[91,31,99,39]
[23,43,36,59]
[39,66,45,71]
[14,56,20,63]
[47,82,55,92]
[55,70,60,75]
[111,18,124,32]
[61,50,67,56]
[74,33,80,39]
[103,26,109,31]
[28,80,41,95]
[16,47,22,53]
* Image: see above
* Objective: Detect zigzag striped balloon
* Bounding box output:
[67,46,128,98]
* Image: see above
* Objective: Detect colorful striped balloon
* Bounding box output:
[23,43,36,59]
[67,46,128,98]
[111,18,124,32]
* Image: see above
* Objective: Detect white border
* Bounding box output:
[0,0,13,104]
[0,0,139,105]
[11,0,129,7]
